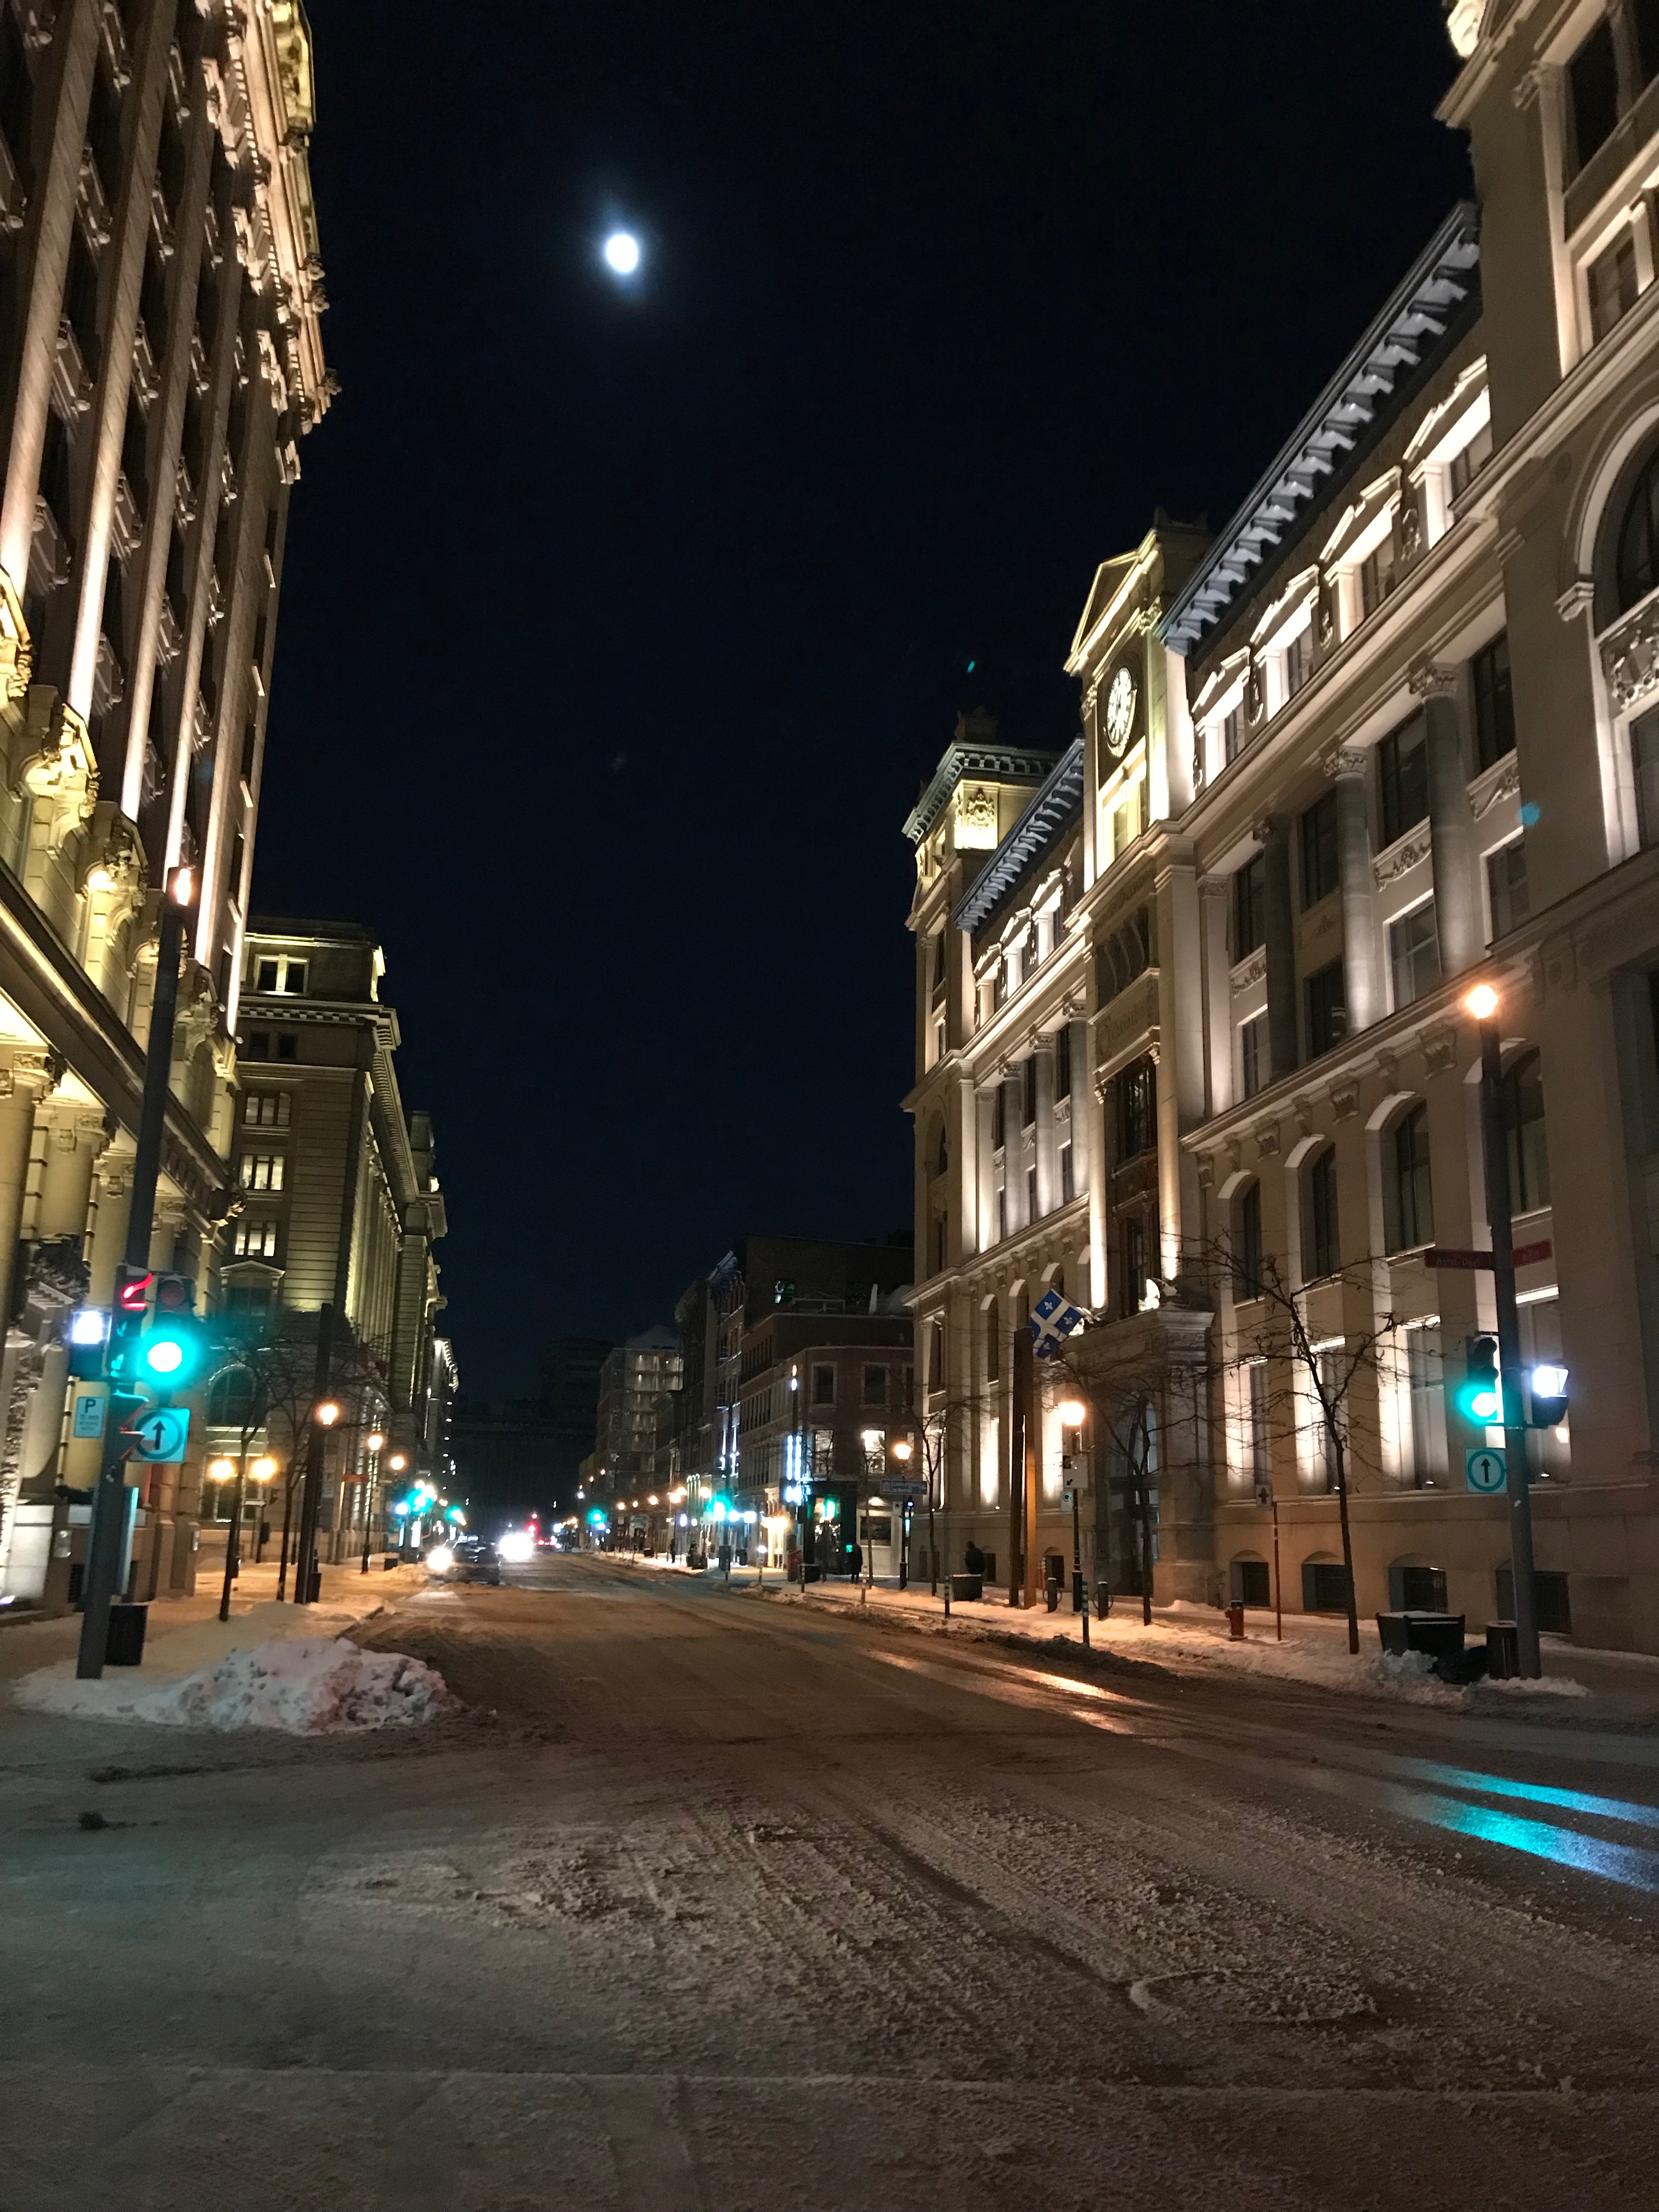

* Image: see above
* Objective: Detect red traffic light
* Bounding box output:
[154,1273,194,1315]
[115,1266,153,1314]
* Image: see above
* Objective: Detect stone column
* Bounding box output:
[1001,1069,1023,1235]
[0,1052,57,1341]
[1033,1036,1056,1221]
[1198,875,1234,1116]
[0,0,100,595]
[1087,1068,1111,1310]
[975,1087,996,1254]
[1417,667,1481,978]
[1331,747,1383,1034]
[35,1107,106,1243]
[1260,816,1299,1082]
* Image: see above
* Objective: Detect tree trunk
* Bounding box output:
[1136,1408,1154,1627]
[1332,1430,1359,1656]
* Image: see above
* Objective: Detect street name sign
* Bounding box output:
[1465,1446,1507,1494]
[1426,1242,1553,1271]
[877,1479,927,1504]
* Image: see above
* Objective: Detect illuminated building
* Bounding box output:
[910,7,1659,1649]
[0,1,328,1606]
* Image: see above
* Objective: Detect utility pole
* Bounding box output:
[76,869,194,1681]
[1472,986,1541,1677]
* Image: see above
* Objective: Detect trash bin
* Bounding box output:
[307,1565,321,1604]
[1226,1602,1246,1640]
[1486,1619,1520,1680]
[1376,1611,1464,1662]
[1095,1579,1114,1620]
[949,1572,983,1602]
[105,1602,148,1666]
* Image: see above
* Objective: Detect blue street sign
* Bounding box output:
[1029,1287,1090,1360]
[1465,1445,1506,1494]
[127,1406,190,1464]
[72,1392,106,1440]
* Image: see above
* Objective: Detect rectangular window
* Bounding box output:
[1303,1561,1353,1614]
[239,1153,284,1192]
[1058,1140,1074,1205]
[1487,839,1529,940]
[1406,1325,1448,1488]
[1392,1105,1435,1252]
[992,1085,1006,1149]
[1379,714,1431,846]
[1235,1182,1263,1301]
[234,1219,279,1259]
[1359,533,1396,618]
[862,1365,886,1407]
[1284,627,1311,699]
[1020,1058,1037,1128]
[1636,0,1659,86]
[1300,790,1339,907]
[244,1090,291,1128]
[1119,1213,1147,1318]
[1306,1148,1339,1280]
[1053,1023,1071,1100]
[1634,707,1659,849]
[244,1032,270,1060]
[1448,420,1493,504]
[1470,632,1514,771]
[281,959,307,995]
[1567,18,1619,174]
[1233,852,1266,957]
[1588,229,1640,344]
[276,1034,297,1061]
[1026,1164,1037,1222]
[1222,703,1244,765]
[931,1214,947,1275]
[1118,1056,1156,1158]
[1240,1013,1267,1101]
[1389,901,1441,1010]
[1305,960,1346,1058]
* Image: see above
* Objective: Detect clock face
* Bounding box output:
[1104,664,1137,755]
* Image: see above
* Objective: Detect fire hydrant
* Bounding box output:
[1226,1602,1246,1640]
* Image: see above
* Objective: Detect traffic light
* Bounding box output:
[106,1265,154,1383]
[139,1274,202,1388]
[1457,1335,1501,1425]
[66,1305,110,1381]
[1528,1362,1571,1428]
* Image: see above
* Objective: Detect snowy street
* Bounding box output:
[6,1553,1659,2210]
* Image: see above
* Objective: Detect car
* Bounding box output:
[424,1538,501,1586]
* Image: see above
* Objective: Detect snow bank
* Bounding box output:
[15,1635,454,1734]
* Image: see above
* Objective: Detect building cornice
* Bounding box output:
[902,740,1059,845]
[951,740,1085,937]
[1161,202,1482,659]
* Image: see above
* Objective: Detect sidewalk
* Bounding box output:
[0,1557,424,1707]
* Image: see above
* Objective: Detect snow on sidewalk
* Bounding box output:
[780,1581,1596,1708]
[13,1634,452,1733]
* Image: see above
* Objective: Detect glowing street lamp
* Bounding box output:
[314,1400,340,1429]
[1057,1400,1090,1646]
[602,228,641,276]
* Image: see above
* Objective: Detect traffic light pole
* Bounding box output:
[1477,1010,1541,1679]
[76,878,192,1681]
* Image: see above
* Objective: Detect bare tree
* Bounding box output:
[1054,1333,1178,1627]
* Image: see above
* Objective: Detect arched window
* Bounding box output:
[1233,1180,1263,1299]
[1616,444,1659,616]
[1502,1048,1551,1214]
[1390,1103,1434,1252]
[1304,1146,1339,1281]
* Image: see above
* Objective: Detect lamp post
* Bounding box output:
[295,1397,340,1604]
[208,1457,240,1623]
[892,1437,913,1590]
[1059,1398,1090,1649]
[1466,981,1541,1677]
[249,1455,276,1564]
[360,1430,385,1574]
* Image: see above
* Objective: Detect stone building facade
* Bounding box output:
[908,2,1659,1651]
[0,1,327,1605]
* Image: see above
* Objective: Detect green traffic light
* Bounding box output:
[141,1329,199,1383]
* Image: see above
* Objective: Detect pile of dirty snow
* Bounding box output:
[16,1635,453,1734]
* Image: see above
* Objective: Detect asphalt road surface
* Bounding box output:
[6,1551,1659,2211]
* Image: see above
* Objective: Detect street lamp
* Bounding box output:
[360,1428,385,1577]
[1464,978,1541,1677]
[315,1401,340,1428]
[1058,1399,1090,1647]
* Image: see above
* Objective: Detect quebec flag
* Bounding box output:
[1029,1287,1090,1359]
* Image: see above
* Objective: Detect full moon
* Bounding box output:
[602,230,641,275]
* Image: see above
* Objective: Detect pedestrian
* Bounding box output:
[848,1539,862,1581]
[965,1539,985,1576]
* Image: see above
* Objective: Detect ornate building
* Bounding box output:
[908,2,1659,1651]
[0,1,328,1605]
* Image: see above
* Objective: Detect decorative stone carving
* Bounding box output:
[1255,1126,1281,1161]
[1318,592,1336,648]
[1293,1096,1317,1137]
[1231,949,1267,991]
[1558,574,1596,623]
[1601,591,1659,715]
[1374,827,1433,887]
[1400,499,1422,558]
[1196,1155,1215,1191]
[954,784,998,851]
[1322,743,1367,781]
[1423,1027,1459,1077]
[0,1044,64,1099]
[15,690,97,855]
[0,1234,90,1505]
[1471,758,1521,820]
[1407,660,1458,698]
[0,571,32,707]
[1245,663,1264,725]
[1331,1079,1361,1120]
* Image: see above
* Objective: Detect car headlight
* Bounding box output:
[426,1545,454,1575]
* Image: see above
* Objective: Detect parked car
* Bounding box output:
[425,1538,501,1586]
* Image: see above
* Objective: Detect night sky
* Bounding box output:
[253,3,1472,1401]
